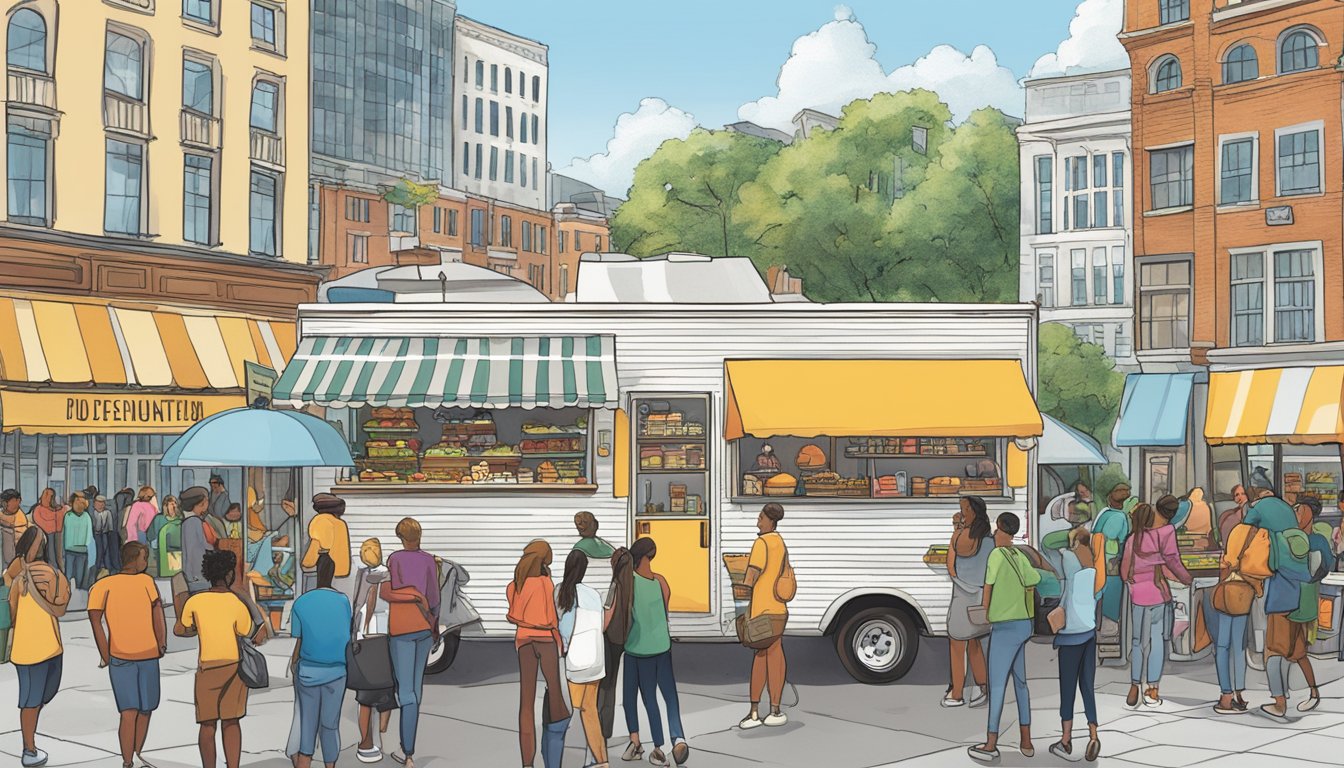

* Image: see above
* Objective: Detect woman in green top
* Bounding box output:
[152,498,183,579]
[970,513,1040,764]
[620,537,689,767]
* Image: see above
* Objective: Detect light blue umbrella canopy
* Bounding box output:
[162,407,354,467]
[1039,414,1107,466]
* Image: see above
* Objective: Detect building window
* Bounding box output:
[532,75,540,102]
[521,220,532,252]
[1034,156,1052,235]
[1111,152,1125,225]
[520,112,529,143]
[1139,259,1191,350]
[500,215,512,247]
[1219,137,1255,205]
[183,0,213,25]
[505,67,512,94]
[345,196,369,223]
[105,31,145,101]
[389,203,416,236]
[432,206,442,234]
[448,208,459,237]
[474,98,483,133]
[505,149,515,183]
[560,263,570,298]
[1279,29,1320,74]
[348,233,368,264]
[105,138,143,235]
[1149,145,1193,210]
[250,3,278,49]
[490,64,498,92]
[489,146,498,181]
[7,9,46,73]
[1037,252,1054,307]
[182,58,214,116]
[520,153,528,187]
[182,154,213,245]
[249,169,279,257]
[1065,156,1088,229]
[474,60,483,88]
[532,115,540,144]
[250,81,279,133]
[1275,249,1317,343]
[1231,251,1264,347]
[539,226,547,254]
[559,230,567,254]
[474,144,483,180]
[1159,0,1188,25]
[506,106,514,139]
[1276,126,1321,196]
[1070,250,1087,306]
[595,234,603,252]
[1111,246,1125,305]
[460,95,468,131]
[470,208,485,248]
[532,158,538,190]
[1222,43,1258,84]
[490,101,499,136]
[1152,55,1182,93]
[1091,154,1109,228]
[1230,247,1321,346]
[6,117,49,226]
[462,142,470,177]
[1092,248,1107,306]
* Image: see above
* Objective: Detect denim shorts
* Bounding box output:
[16,655,63,709]
[109,656,162,713]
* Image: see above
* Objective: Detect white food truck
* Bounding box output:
[275,298,1044,683]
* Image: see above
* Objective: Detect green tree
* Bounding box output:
[885,108,1021,302]
[383,178,440,234]
[1038,322,1125,448]
[612,129,782,258]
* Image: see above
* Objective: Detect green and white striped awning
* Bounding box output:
[272,336,619,409]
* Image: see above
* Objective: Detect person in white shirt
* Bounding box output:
[557,549,608,768]
[351,539,394,764]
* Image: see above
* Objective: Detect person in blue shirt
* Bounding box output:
[286,553,352,768]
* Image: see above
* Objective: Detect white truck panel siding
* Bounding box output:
[304,304,1038,639]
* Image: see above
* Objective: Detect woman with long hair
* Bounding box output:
[1121,502,1191,709]
[622,537,689,766]
[599,547,634,743]
[944,495,994,707]
[506,539,569,768]
[125,487,159,546]
[8,526,71,767]
[146,496,179,579]
[1050,526,1107,761]
[557,549,608,767]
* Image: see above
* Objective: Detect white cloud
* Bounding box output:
[737,6,1023,131]
[558,98,696,197]
[1029,0,1128,78]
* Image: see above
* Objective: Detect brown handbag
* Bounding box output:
[1212,525,1258,616]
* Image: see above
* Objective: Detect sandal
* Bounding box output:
[1048,741,1071,759]
[967,745,999,763]
[621,743,645,762]
[1085,738,1101,762]
[1298,694,1321,712]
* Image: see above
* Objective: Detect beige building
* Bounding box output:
[2,0,308,262]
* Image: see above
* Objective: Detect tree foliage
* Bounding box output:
[1038,322,1125,449]
[383,178,439,209]
[611,90,1022,303]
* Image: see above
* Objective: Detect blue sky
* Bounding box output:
[457,0,1123,194]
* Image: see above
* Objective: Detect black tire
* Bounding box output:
[833,606,918,684]
[425,630,462,675]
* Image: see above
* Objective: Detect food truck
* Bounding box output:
[273,297,1045,683]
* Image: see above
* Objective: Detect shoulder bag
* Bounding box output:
[736,537,790,649]
[1213,525,1257,616]
[774,539,797,603]
[228,592,269,689]
[346,570,397,692]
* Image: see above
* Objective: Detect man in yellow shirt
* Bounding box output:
[302,494,351,588]
[89,541,167,768]
[738,503,790,731]
[6,527,70,768]
[175,549,256,768]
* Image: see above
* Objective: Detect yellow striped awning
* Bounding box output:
[1205,366,1344,445]
[0,293,295,391]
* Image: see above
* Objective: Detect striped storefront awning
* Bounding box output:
[0,293,296,389]
[1206,366,1344,445]
[273,336,619,410]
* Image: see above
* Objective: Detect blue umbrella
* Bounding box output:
[162,407,354,467]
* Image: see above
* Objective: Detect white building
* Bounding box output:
[1017,70,1135,366]
[452,16,547,210]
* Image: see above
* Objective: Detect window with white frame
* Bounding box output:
[1063,153,1118,230]
[1071,249,1087,306]
[1111,151,1125,226]
[1279,28,1321,74]
[1149,145,1193,210]
[1229,246,1321,346]
[1111,246,1125,305]
[1222,43,1258,84]
[389,203,416,236]
[1034,156,1053,235]
[1159,0,1188,25]
[1276,124,1321,196]
[1139,259,1191,350]
[1219,135,1256,205]
[348,233,368,264]
[1065,156,1087,229]
[1037,252,1055,307]
[250,3,279,51]
[1092,248,1108,305]
[1115,323,1133,358]
[1092,155,1109,228]
[1152,55,1182,93]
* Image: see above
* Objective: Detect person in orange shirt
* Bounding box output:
[506,539,570,768]
[88,541,167,768]
[29,488,64,569]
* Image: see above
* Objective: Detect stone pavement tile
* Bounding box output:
[1099,713,1165,733]
[0,729,120,767]
[1251,732,1344,763]
[1135,718,1296,754]
[1116,744,1233,767]
[1313,721,1344,739]
[690,711,955,768]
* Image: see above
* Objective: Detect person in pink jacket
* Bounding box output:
[124,487,160,545]
[1120,501,1192,709]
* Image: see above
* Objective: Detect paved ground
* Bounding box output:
[3,610,1343,767]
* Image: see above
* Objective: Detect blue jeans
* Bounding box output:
[1057,637,1097,725]
[986,619,1031,735]
[293,675,346,763]
[109,657,161,713]
[1214,611,1248,694]
[1130,603,1171,685]
[622,651,684,748]
[390,631,432,756]
[64,551,92,590]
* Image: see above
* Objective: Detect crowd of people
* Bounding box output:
[947,481,1340,764]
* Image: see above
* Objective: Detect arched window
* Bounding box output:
[1279,29,1321,74]
[250,80,280,133]
[531,75,540,102]
[474,59,484,88]
[1222,44,1258,84]
[104,31,145,100]
[1152,55,1182,93]
[505,66,512,94]
[7,9,46,73]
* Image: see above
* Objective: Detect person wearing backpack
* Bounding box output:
[1090,486,1134,646]
[738,503,794,730]
[7,526,71,768]
[1284,496,1334,714]
[969,513,1039,763]
[1261,496,1332,719]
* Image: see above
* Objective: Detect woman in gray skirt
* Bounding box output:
[943,495,995,707]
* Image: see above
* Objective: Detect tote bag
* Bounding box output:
[346,571,396,691]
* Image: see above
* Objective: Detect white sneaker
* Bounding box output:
[21,748,49,768]
[940,696,966,708]
[739,714,764,729]
[968,687,988,708]
[763,712,788,727]
[357,746,382,763]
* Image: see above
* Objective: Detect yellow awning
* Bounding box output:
[724,359,1043,441]
[0,390,246,434]
[1206,366,1344,445]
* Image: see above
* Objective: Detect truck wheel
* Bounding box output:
[834,606,918,684]
[426,630,462,675]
